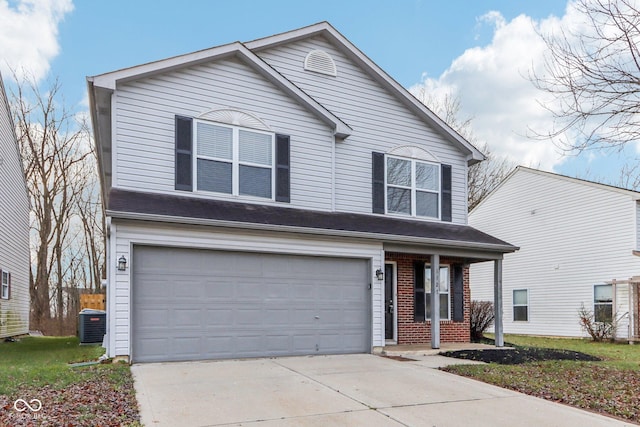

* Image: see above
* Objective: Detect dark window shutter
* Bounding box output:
[453,265,464,322]
[275,134,290,203]
[441,164,452,222]
[175,115,193,191]
[7,272,10,300]
[414,261,425,322]
[372,152,385,213]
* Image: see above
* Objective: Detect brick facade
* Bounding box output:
[386,252,470,344]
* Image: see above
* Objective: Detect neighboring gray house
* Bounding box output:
[0,73,30,338]
[470,166,640,341]
[88,22,516,363]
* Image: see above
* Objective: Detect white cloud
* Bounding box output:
[410,2,592,172]
[0,0,73,82]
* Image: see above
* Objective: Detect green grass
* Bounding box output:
[493,334,640,369]
[0,336,109,394]
[0,336,140,426]
[446,334,640,422]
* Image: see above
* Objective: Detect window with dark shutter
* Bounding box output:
[414,261,425,322]
[441,164,452,222]
[275,134,290,203]
[1,270,9,300]
[372,152,385,213]
[175,116,193,191]
[453,265,464,322]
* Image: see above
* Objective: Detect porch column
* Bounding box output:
[430,254,440,349]
[494,259,504,347]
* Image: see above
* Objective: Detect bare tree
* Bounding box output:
[414,88,513,210]
[10,73,102,333]
[531,0,640,152]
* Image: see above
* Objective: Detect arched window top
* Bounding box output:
[304,50,337,76]
[197,108,272,131]
[387,145,440,163]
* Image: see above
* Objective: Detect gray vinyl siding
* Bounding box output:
[636,201,640,250]
[0,77,30,338]
[114,57,335,211]
[470,169,639,338]
[256,36,469,224]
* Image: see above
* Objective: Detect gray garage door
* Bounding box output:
[132,246,370,362]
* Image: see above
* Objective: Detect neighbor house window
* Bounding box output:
[1,271,9,299]
[386,156,440,218]
[513,289,528,321]
[195,120,274,199]
[594,284,613,322]
[415,265,450,321]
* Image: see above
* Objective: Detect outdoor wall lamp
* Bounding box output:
[375,268,384,281]
[117,255,127,271]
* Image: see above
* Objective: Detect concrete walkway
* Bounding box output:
[132,354,632,426]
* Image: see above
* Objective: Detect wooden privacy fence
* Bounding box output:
[80,294,106,311]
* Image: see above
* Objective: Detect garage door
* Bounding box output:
[132,246,370,362]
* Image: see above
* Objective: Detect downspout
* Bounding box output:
[331,134,336,211]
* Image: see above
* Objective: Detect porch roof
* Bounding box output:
[107,189,518,258]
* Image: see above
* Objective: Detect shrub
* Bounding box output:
[470,300,495,341]
[578,303,619,342]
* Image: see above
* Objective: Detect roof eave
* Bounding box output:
[106,209,518,255]
[247,22,485,163]
[88,41,351,142]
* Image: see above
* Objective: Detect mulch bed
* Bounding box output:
[441,347,601,364]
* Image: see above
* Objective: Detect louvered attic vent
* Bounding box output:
[304,50,337,76]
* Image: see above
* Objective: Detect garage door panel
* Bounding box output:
[132,246,369,362]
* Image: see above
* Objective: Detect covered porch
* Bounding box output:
[381,243,514,350]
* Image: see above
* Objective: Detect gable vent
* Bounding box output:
[304,50,337,76]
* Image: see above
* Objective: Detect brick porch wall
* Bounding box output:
[386,252,470,344]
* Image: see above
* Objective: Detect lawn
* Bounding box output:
[443,335,640,423]
[0,336,140,426]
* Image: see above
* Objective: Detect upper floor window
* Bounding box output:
[195,121,274,199]
[386,156,440,219]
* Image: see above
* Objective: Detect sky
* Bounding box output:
[0,0,637,187]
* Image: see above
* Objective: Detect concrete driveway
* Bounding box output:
[132,354,630,426]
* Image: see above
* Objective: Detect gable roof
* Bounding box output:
[88,22,486,200]
[471,165,640,213]
[246,22,485,165]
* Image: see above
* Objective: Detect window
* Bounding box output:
[386,156,440,218]
[594,284,613,323]
[1,271,9,299]
[195,120,274,199]
[415,265,450,321]
[513,289,528,321]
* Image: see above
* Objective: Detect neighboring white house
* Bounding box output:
[88,22,516,363]
[0,73,30,338]
[470,166,640,340]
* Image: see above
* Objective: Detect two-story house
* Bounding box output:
[88,22,516,363]
[470,166,640,341]
[0,73,30,338]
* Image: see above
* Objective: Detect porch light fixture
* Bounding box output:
[375,268,384,281]
[117,255,127,271]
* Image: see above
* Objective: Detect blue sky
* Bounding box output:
[1,0,635,187]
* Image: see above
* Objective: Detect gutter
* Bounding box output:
[106,209,519,254]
